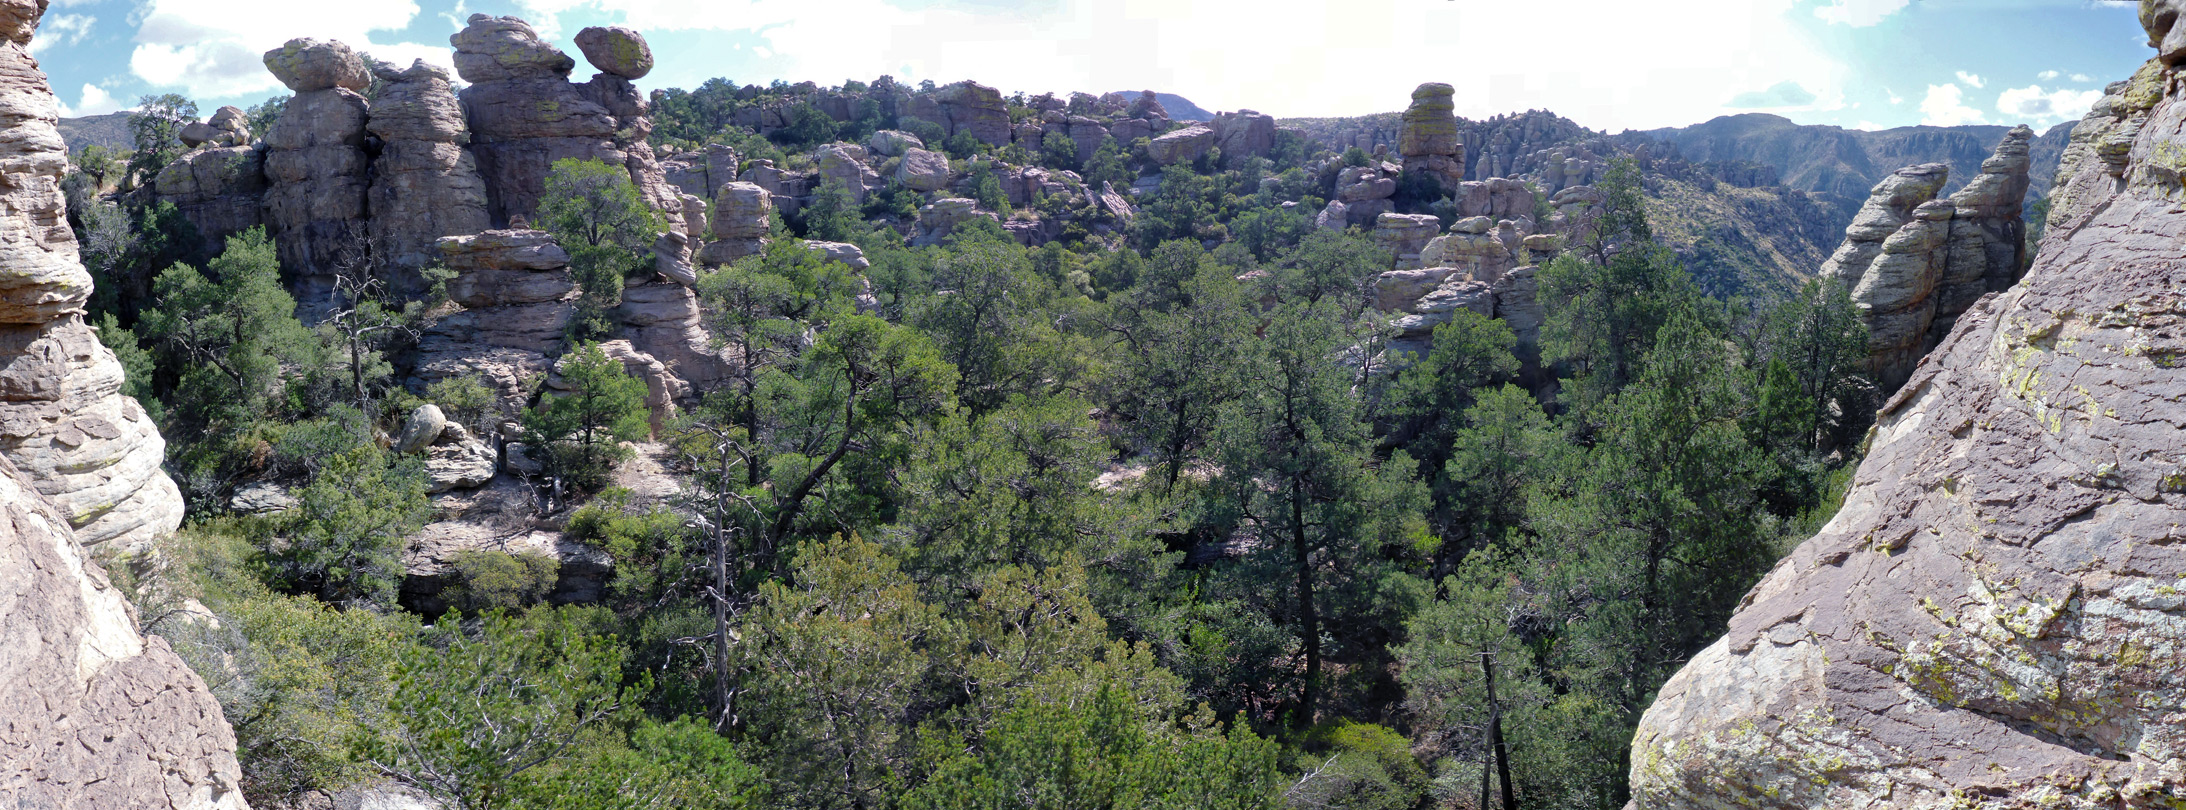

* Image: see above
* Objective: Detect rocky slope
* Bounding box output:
[1628,14,2186,808]
[1,2,251,807]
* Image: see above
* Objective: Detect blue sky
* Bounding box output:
[31,0,2151,133]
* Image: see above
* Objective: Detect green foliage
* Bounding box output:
[1083,135,1133,189]
[244,95,288,139]
[1041,128,1080,171]
[1292,721,1431,810]
[447,551,562,614]
[521,342,652,494]
[272,446,431,608]
[511,717,763,810]
[903,683,1282,810]
[537,158,665,340]
[566,488,700,613]
[127,93,198,185]
[796,178,866,242]
[366,607,637,810]
[1269,229,1386,314]
[427,375,499,437]
[965,160,1011,215]
[769,102,838,149]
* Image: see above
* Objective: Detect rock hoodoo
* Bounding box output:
[261,38,372,306]
[1630,22,2186,807]
[1818,127,2033,393]
[0,1,183,551]
[2,4,248,806]
[1399,82,1466,192]
[365,60,492,279]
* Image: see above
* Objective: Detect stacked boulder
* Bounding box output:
[1630,22,2186,805]
[2,9,245,802]
[367,60,492,281]
[0,8,183,552]
[179,106,250,149]
[261,38,373,308]
[1398,83,1466,193]
[1817,127,2033,393]
[697,181,773,265]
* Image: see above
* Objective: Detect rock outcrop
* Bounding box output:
[451,16,630,226]
[0,4,183,551]
[416,229,574,420]
[366,60,491,280]
[1399,83,1466,192]
[1,5,247,806]
[1818,127,2033,392]
[0,451,248,809]
[261,38,372,307]
[154,146,267,256]
[1630,29,2186,808]
[906,81,1010,147]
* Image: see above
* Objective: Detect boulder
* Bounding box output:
[801,240,870,271]
[894,147,953,192]
[1372,213,1442,270]
[1336,166,1396,202]
[573,26,652,80]
[909,81,1009,147]
[867,129,924,157]
[425,434,497,493]
[1211,109,1274,163]
[914,198,992,246]
[262,76,371,314]
[1147,123,1215,165]
[450,14,574,82]
[814,143,877,202]
[262,37,370,92]
[1631,47,2186,807]
[396,404,449,455]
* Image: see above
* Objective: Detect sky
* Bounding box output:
[31,0,2154,134]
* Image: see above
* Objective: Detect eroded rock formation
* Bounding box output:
[0,2,182,551]
[366,60,491,279]
[2,4,248,806]
[1630,24,2186,808]
[1818,127,2033,392]
[261,38,371,307]
[1399,82,1466,193]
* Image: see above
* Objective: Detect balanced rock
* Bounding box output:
[262,37,370,92]
[573,25,652,80]
[262,46,372,312]
[451,14,574,82]
[452,14,622,226]
[1631,41,2186,807]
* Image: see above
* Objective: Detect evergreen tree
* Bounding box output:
[521,343,652,496]
[537,158,664,340]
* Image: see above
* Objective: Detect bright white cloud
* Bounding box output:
[2071,73,2095,82]
[1812,0,1910,26]
[28,13,93,55]
[58,83,125,117]
[1920,84,1986,126]
[1955,71,1985,89]
[128,0,446,99]
[509,0,1847,131]
[2038,69,2060,80]
[1997,84,2104,122]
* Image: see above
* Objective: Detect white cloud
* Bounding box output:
[1997,84,2105,123]
[28,13,92,54]
[127,0,447,99]
[1887,88,1905,105]
[1920,83,1986,126]
[1955,71,1985,89]
[2071,73,2095,82]
[1812,0,1910,26]
[58,83,125,117]
[2037,69,2060,80]
[509,0,1848,131]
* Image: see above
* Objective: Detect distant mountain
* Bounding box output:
[57,112,132,153]
[1640,113,2074,215]
[1139,92,1213,122]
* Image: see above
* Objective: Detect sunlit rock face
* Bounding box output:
[0,0,182,551]
[1629,27,2186,810]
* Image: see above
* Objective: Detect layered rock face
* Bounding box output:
[261,39,372,306]
[1818,127,2033,392]
[1629,33,2186,809]
[416,229,575,420]
[905,81,1010,147]
[154,145,267,257]
[0,3,182,551]
[366,60,491,279]
[1,5,246,806]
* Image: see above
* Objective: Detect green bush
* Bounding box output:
[448,550,562,613]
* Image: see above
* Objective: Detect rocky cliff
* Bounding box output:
[1,1,249,807]
[1628,13,2186,808]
